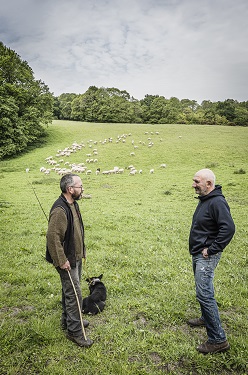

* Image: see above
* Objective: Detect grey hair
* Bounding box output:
[60,173,78,193]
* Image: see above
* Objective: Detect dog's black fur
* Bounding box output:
[82,274,107,315]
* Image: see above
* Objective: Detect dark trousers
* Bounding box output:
[56,259,83,336]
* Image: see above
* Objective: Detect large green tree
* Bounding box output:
[55,88,248,127]
[57,93,78,119]
[216,99,236,123]
[70,86,142,123]
[0,42,54,158]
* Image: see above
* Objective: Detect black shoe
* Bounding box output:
[61,319,89,330]
[197,340,230,354]
[187,317,206,327]
[66,333,93,347]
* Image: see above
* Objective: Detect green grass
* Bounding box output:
[0,120,247,374]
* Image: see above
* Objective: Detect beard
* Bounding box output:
[72,192,82,201]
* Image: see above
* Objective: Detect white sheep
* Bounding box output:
[150,169,154,174]
[82,194,92,199]
[129,169,137,175]
[47,159,57,165]
[108,169,117,174]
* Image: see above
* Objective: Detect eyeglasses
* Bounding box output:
[71,185,84,190]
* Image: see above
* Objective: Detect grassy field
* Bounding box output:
[0,120,247,375]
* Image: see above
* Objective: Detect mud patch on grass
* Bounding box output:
[0,305,35,322]
[133,313,148,328]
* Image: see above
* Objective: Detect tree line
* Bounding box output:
[54,87,248,127]
[0,41,247,159]
[0,42,53,159]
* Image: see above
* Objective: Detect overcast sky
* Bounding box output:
[1,0,248,103]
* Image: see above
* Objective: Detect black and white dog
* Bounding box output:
[82,274,107,315]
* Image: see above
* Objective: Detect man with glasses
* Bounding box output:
[46,173,93,347]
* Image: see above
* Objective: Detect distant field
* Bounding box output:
[0,121,247,375]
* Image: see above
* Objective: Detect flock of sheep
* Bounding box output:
[39,131,168,177]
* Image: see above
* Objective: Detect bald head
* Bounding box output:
[196,169,216,184]
[192,169,216,196]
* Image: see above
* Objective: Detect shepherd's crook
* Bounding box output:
[66,269,87,340]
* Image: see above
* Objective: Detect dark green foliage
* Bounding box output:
[69,86,143,123]
[0,42,54,159]
[55,88,248,126]
[56,92,78,119]
[234,168,246,174]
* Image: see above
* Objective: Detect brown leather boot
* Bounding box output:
[197,340,230,354]
[66,333,93,347]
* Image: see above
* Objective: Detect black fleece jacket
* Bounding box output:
[189,185,235,256]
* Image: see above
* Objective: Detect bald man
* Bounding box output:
[188,169,235,354]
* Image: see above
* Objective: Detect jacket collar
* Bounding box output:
[198,185,223,201]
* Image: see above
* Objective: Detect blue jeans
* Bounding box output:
[56,260,83,336]
[192,253,227,343]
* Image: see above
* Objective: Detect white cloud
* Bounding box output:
[1,0,248,102]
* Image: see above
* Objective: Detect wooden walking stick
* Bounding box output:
[67,269,93,347]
